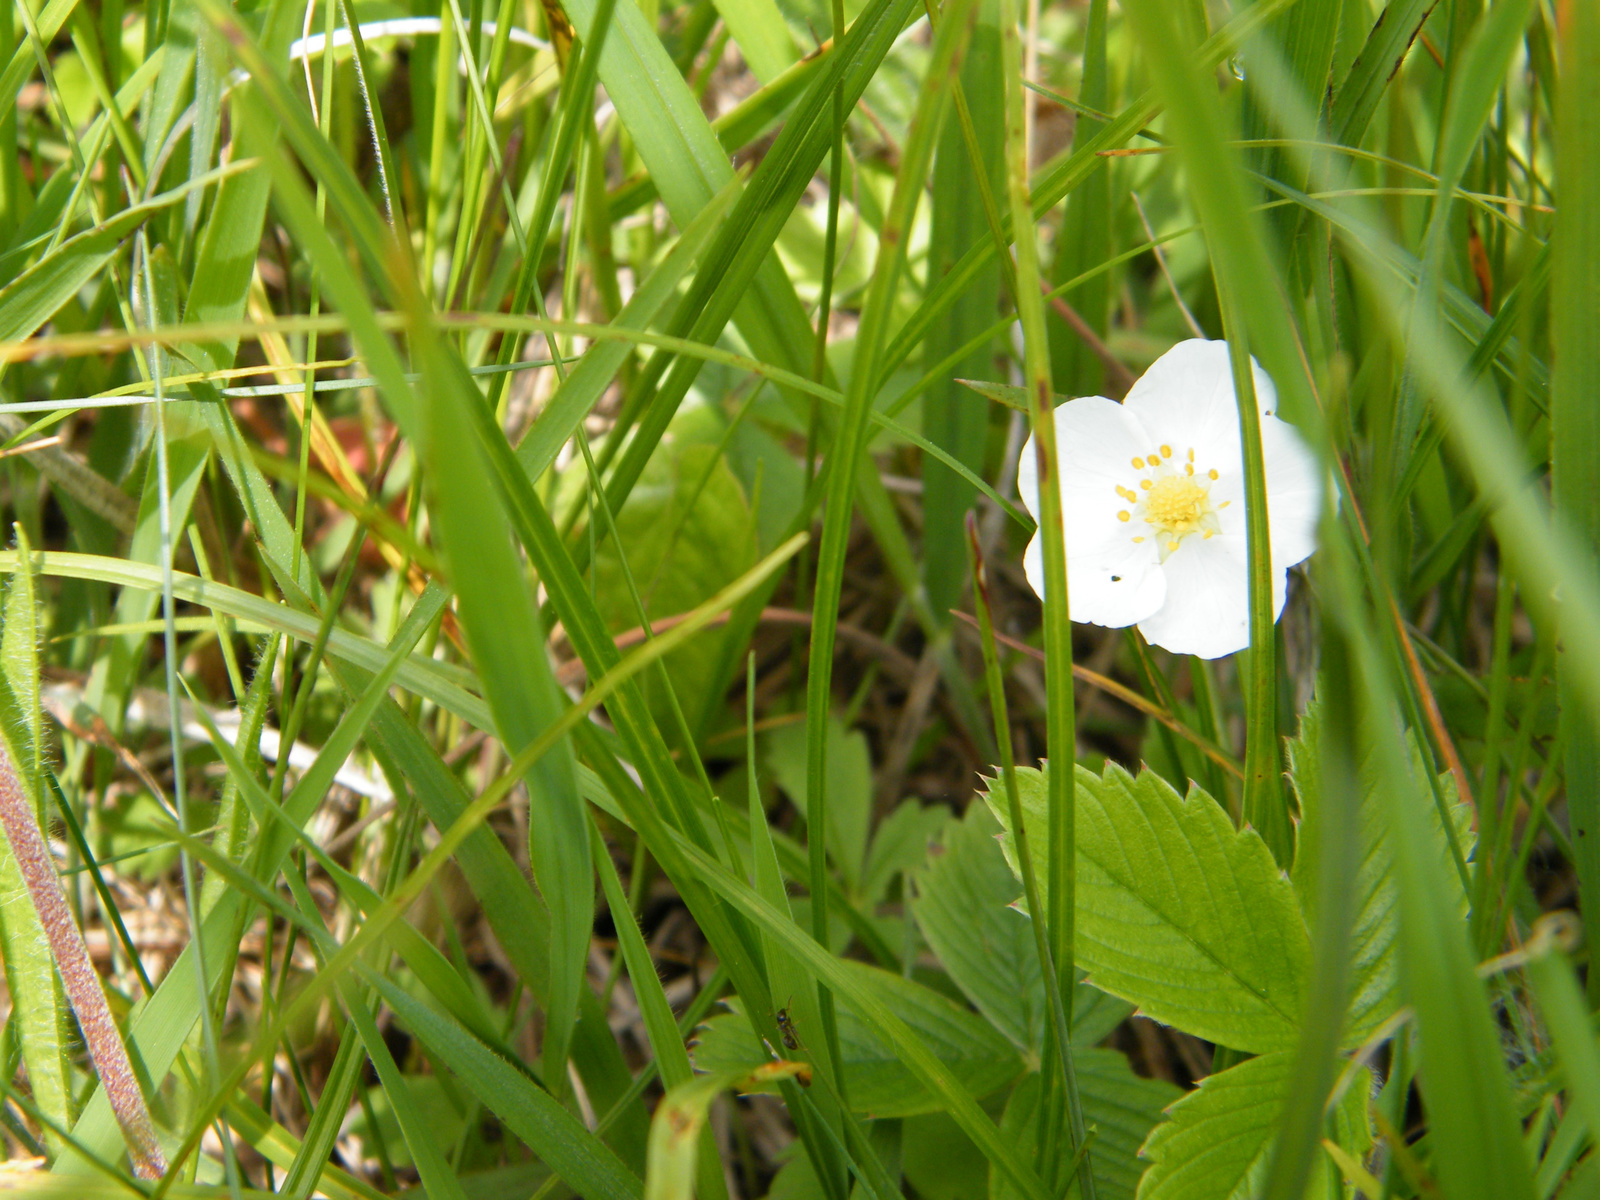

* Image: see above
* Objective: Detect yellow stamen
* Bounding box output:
[1141,479,1154,491]
[1118,510,1131,522]
[1144,474,1207,530]
[1160,444,1172,458]
[1132,456,1145,469]
[1209,468,1219,480]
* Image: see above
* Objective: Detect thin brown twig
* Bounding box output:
[551,606,919,685]
[1130,191,1205,339]
[1040,283,1138,395]
[1388,587,1476,813]
[949,609,1243,779]
[43,706,170,809]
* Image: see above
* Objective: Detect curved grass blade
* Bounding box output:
[0,162,251,345]
[0,551,488,725]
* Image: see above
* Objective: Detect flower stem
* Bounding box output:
[0,743,166,1179]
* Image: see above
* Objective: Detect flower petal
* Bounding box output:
[1018,395,1151,531]
[1122,339,1278,470]
[1023,528,1167,629]
[1261,415,1322,569]
[1017,396,1166,626]
[1136,533,1288,659]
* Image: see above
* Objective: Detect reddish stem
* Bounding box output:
[0,743,166,1179]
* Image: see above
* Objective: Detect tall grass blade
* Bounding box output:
[1551,0,1600,1007]
[922,0,1003,620]
[804,0,976,1109]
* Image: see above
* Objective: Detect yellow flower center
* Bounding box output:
[1145,475,1208,534]
[1112,445,1229,560]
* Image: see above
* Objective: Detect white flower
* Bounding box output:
[1016,339,1321,659]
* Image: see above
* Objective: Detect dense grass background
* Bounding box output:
[0,0,1595,1195]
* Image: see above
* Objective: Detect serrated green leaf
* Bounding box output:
[691,960,1024,1118]
[1134,1053,1371,1200]
[861,798,950,909]
[986,763,1309,1053]
[765,716,873,893]
[912,801,1130,1059]
[995,1053,1180,1200]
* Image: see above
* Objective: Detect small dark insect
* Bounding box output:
[775,1004,799,1052]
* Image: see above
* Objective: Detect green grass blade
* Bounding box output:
[513,177,740,482]
[365,969,644,1200]
[1330,0,1439,148]
[55,575,436,1174]
[404,306,591,1093]
[1046,0,1110,398]
[877,0,1303,387]
[146,532,807,1181]
[644,817,1053,1200]
[966,517,1084,1187]
[1259,525,1362,1200]
[341,983,471,1200]
[803,0,975,1106]
[276,1027,364,1200]
[1362,656,1535,1200]
[1550,0,1600,1007]
[1525,924,1600,1155]
[0,162,247,344]
[0,551,486,723]
[996,0,1096,1185]
[593,820,727,1200]
[922,0,1003,621]
[559,0,826,419]
[590,0,921,541]
[708,0,794,83]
